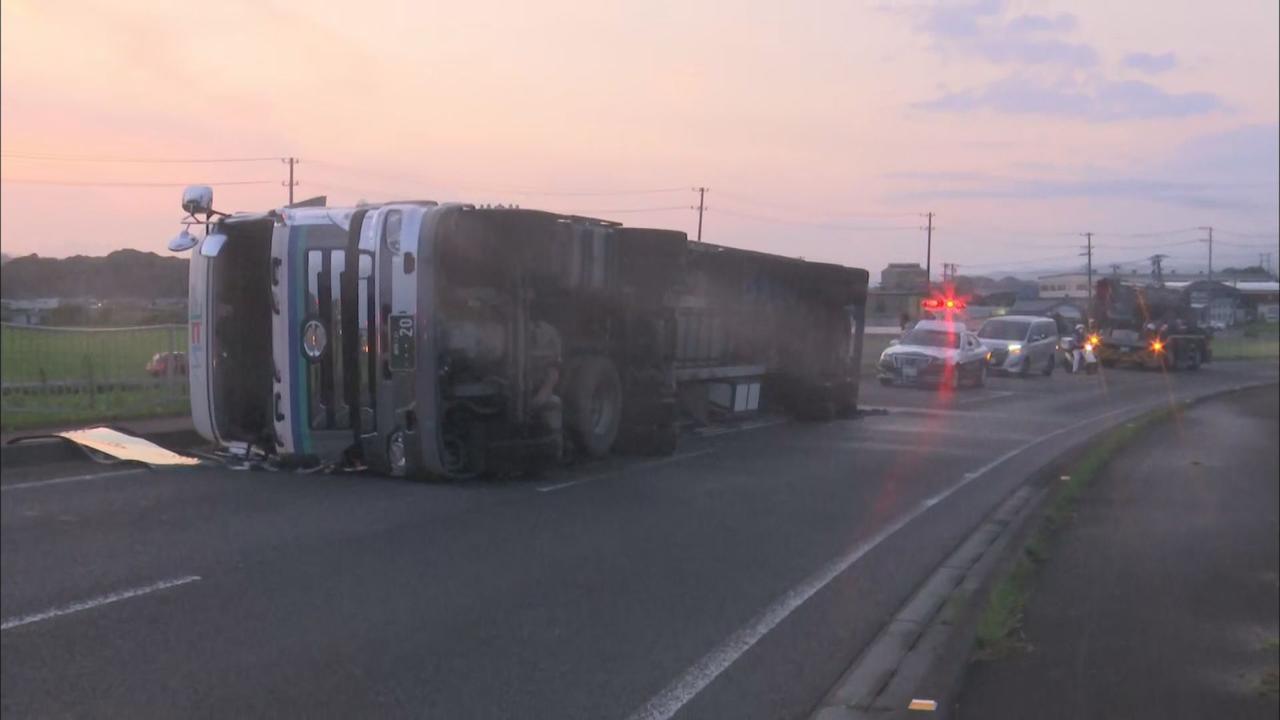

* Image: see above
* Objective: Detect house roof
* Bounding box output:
[1010,298,1086,313]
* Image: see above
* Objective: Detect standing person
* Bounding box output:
[1072,323,1087,373]
[899,311,910,331]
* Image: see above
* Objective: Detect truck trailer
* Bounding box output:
[170,187,868,479]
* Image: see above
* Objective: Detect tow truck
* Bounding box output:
[1091,278,1211,371]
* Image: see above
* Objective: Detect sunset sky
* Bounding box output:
[2,0,1277,278]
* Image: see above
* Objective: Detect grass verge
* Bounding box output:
[1212,321,1280,361]
[1,387,189,432]
[972,405,1182,660]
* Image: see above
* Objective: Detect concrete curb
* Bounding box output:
[808,380,1279,720]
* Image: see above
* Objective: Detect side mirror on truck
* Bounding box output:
[168,229,199,252]
[182,185,214,216]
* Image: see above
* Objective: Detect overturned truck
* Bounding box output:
[173,190,868,478]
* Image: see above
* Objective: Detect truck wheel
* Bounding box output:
[566,356,623,458]
[800,398,837,422]
[1041,355,1054,376]
[1184,345,1202,371]
[647,424,679,456]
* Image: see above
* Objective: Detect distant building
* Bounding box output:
[0,298,60,325]
[1037,272,1092,299]
[1164,281,1244,327]
[1163,280,1280,324]
[867,289,927,325]
[880,263,928,292]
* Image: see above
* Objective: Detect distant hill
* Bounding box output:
[0,250,188,300]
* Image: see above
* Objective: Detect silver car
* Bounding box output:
[877,319,990,389]
[977,316,1059,376]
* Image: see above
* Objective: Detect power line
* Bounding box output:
[579,206,690,214]
[0,152,281,163]
[1213,238,1280,248]
[0,178,277,187]
[1084,238,1201,250]
[710,207,919,232]
[307,161,685,197]
[712,190,918,218]
[1216,228,1279,239]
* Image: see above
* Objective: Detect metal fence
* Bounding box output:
[1,323,190,432]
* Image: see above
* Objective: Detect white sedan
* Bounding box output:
[876,320,990,390]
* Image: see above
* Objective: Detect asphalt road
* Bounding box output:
[2,361,1277,719]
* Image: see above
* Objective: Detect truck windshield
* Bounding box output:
[901,329,960,348]
[978,320,1030,341]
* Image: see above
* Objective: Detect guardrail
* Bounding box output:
[0,322,189,431]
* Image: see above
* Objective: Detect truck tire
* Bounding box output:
[1183,344,1202,371]
[1041,354,1054,376]
[645,424,679,456]
[566,356,623,458]
[799,397,837,422]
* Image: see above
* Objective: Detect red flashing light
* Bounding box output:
[921,298,967,311]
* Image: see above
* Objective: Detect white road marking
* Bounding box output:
[1,468,146,493]
[956,390,1015,405]
[867,405,1016,418]
[857,423,1039,440]
[1,575,202,631]
[828,440,994,457]
[535,449,717,493]
[624,404,1137,720]
[694,418,789,437]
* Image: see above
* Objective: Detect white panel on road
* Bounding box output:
[53,428,200,467]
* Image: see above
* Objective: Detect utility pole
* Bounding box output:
[1080,232,1094,305]
[922,212,935,290]
[1198,226,1213,281]
[283,157,299,204]
[1149,254,1169,286]
[692,187,708,242]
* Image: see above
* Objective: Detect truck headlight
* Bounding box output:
[1007,344,1022,354]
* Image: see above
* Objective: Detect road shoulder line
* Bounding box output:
[1,468,146,492]
[1,575,202,631]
